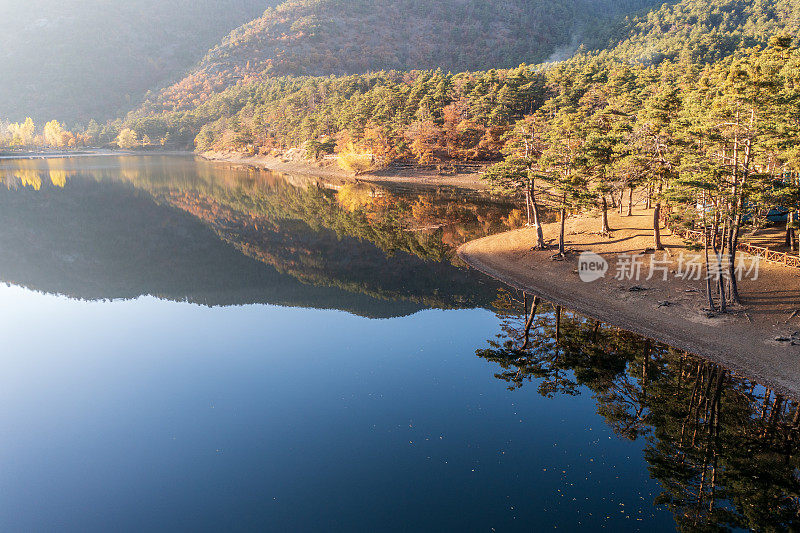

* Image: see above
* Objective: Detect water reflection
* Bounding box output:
[3,155,798,530]
[0,155,514,315]
[479,289,800,531]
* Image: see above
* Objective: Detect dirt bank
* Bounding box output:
[200,150,488,190]
[458,207,800,398]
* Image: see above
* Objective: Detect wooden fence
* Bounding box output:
[736,242,800,268]
[667,222,800,269]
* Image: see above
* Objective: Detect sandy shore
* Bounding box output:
[200,150,488,190]
[458,207,800,398]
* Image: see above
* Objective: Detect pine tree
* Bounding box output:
[637,75,683,250]
[483,115,548,249]
[539,106,590,256]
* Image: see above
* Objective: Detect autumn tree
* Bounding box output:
[116,128,140,149]
[43,120,73,148]
[7,117,35,147]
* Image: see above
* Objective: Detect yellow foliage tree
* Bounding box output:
[337,142,373,174]
[44,120,70,148]
[116,128,140,149]
[7,118,35,147]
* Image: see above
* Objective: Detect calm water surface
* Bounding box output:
[0,156,795,531]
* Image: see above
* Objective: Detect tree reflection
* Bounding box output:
[0,157,513,311]
[477,289,800,531]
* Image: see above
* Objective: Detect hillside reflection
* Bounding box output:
[479,289,800,531]
[0,155,512,316]
[3,156,800,529]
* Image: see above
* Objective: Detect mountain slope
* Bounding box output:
[123,0,800,157]
[0,0,272,124]
[591,0,800,63]
[149,0,661,112]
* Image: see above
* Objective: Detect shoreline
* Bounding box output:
[1,148,490,191]
[200,150,488,191]
[457,211,800,399]
[0,149,195,161]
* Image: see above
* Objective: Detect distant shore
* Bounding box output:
[200,150,488,191]
[0,148,490,190]
[458,207,800,399]
[0,149,193,160]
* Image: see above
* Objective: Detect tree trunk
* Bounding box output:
[653,202,664,250]
[703,204,716,312]
[652,181,664,250]
[524,182,532,227]
[727,213,741,305]
[717,220,727,313]
[555,305,562,343]
[558,208,566,256]
[787,211,796,252]
[627,186,634,217]
[529,178,546,250]
[520,295,540,350]
[601,196,611,235]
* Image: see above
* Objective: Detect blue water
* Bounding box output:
[0,286,672,531]
[4,156,792,531]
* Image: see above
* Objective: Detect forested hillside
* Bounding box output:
[10,0,800,156]
[146,0,661,113]
[0,0,272,123]
[111,0,800,320]
[129,67,546,157]
[593,0,800,63]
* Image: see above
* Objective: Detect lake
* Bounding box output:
[0,155,795,531]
